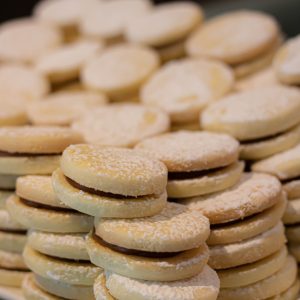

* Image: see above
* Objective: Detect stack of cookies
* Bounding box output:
[182,172,299,299]
[52,144,220,299]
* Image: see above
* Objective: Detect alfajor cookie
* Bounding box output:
[141,58,234,124]
[135,131,242,198]
[81,44,159,102]
[126,2,204,62]
[53,144,168,217]
[0,18,62,64]
[94,266,220,300]
[87,202,210,281]
[0,126,83,175]
[274,34,300,85]
[27,90,108,126]
[72,104,169,147]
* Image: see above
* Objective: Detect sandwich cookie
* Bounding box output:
[201,86,300,160]
[87,202,210,281]
[27,90,108,126]
[267,279,300,300]
[135,131,242,198]
[35,40,104,85]
[141,58,234,125]
[125,2,204,62]
[0,126,83,175]
[71,104,169,147]
[81,44,159,102]
[274,34,300,85]
[94,266,220,300]
[7,175,93,233]
[79,0,152,44]
[0,18,62,64]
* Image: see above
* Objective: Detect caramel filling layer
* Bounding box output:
[168,166,225,180]
[0,228,26,234]
[0,266,29,272]
[0,150,59,157]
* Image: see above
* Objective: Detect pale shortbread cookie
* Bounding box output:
[283,198,300,224]
[72,104,169,147]
[208,193,286,245]
[61,144,168,196]
[218,246,287,288]
[95,202,209,252]
[252,143,300,180]
[183,173,281,224]
[126,2,203,47]
[80,0,152,42]
[274,35,300,85]
[95,266,220,300]
[52,169,167,218]
[81,44,159,101]
[35,40,103,84]
[267,279,300,300]
[0,208,26,231]
[0,18,62,64]
[0,98,28,126]
[35,275,94,300]
[286,225,300,243]
[284,179,300,199]
[6,195,93,233]
[209,222,286,269]
[135,131,239,172]
[16,176,68,208]
[201,86,300,141]
[87,232,209,282]
[0,174,18,190]
[23,245,102,286]
[27,231,89,260]
[240,123,300,160]
[186,10,279,65]
[0,230,26,254]
[218,256,297,300]
[0,126,83,154]
[27,90,108,126]
[0,249,27,270]
[0,286,24,298]
[141,59,234,123]
[0,64,49,103]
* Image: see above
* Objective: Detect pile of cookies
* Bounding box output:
[0,0,300,299]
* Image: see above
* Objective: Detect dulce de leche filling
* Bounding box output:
[20,198,75,213]
[168,166,225,180]
[0,150,59,157]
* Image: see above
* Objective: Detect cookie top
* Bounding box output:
[72,104,169,147]
[125,2,203,47]
[0,64,49,103]
[135,131,239,172]
[186,10,279,64]
[80,0,152,40]
[35,40,104,82]
[95,202,209,252]
[61,144,168,196]
[81,44,159,96]
[0,18,62,64]
[201,86,300,141]
[0,126,83,154]
[274,34,300,85]
[141,58,234,123]
[184,173,282,224]
[27,90,108,126]
[252,143,300,180]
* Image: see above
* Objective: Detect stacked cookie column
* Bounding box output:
[52,145,220,300]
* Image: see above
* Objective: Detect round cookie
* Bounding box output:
[35,40,103,84]
[274,34,300,85]
[81,44,159,101]
[282,199,300,224]
[27,90,108,126]
[284,179,300,199]
[0,207,26,231]
[218,246,287,288]
[267,279,300,300]
[0,230,27,253]
[141,59,234,123]
[95,265,220,300]
[61,144,168,197]
[0,18,62,64]
[183,173,282,224]
[252,143,300,180]
[27,231,89,260]
[52,169,167,218]
[0,249,27,270]
[218,255,297,300]
[209,222,286,269]
[201,86,300,141]
[186,10,279,64]
[23,245,102,286]
[208,193,286,245]
[72,104,169,147]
